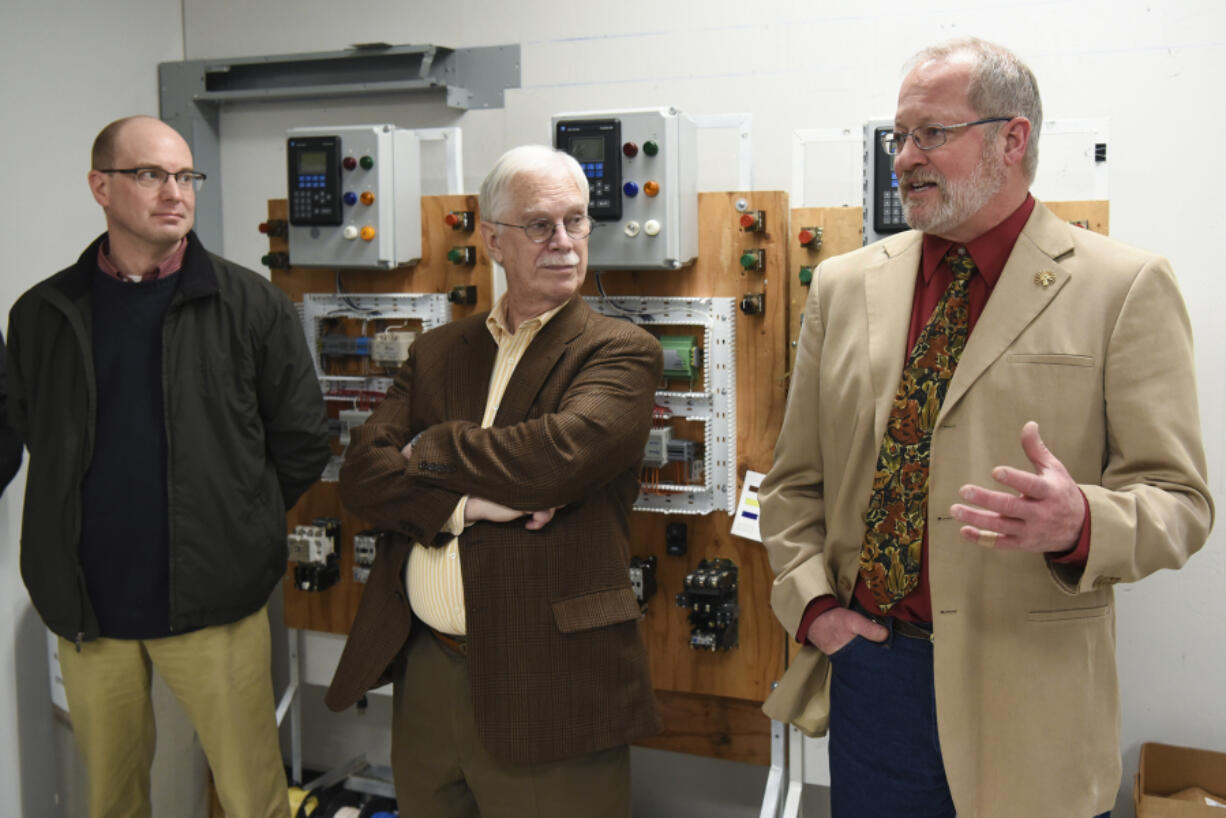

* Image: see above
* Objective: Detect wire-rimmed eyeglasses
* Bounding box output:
[879,117,1014,156]
[97,167,207,192]
[490,213,594,243]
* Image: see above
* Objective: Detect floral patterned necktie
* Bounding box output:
[859,247,976,612]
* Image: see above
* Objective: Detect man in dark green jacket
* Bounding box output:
[5,115,329,818]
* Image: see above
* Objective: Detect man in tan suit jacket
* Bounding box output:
[760,38,1212,817]
[326,145,662,817]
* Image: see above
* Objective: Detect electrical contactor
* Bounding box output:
[675,558,739,651]
[288,517,341,592]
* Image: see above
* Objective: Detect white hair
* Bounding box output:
[479,145,589,223]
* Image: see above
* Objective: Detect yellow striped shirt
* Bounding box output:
[405,298,568,635]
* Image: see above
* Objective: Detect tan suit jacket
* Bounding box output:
[760,201,1212,817]
[326,296,662,764]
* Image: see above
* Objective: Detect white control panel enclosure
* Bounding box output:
[287,124,421,269]
[553,107,697,270]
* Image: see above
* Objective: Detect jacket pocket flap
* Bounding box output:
[552,587,641,633]
[1026,604,1109,622]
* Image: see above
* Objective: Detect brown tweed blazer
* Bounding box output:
[325,296,663,764]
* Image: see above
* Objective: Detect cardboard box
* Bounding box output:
[1135,742,1226,816]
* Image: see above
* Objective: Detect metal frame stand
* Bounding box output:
[760,719,808,818]
[275,627,303,785]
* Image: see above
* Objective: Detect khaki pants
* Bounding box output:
[392,627,630,818]
[58,606,290,818]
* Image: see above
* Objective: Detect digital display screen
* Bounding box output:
[569,136,604,162]
[298,151,327,174]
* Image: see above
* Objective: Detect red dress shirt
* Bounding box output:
[797,195,1091,640]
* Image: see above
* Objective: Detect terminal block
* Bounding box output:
[675,558,738,651]
[320,335,371,357]
[353,529,385,584]
[629,555,658,608]
[643,427,672,469]
[659,335,701,380]
[370,330,416,368]
[289,517,341,592]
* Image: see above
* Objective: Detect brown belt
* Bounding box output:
[429,627,467,655]
[890,618,934,643]
[854,599,934,643]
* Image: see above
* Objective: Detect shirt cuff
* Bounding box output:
[442,496,469,536]
[796,595,842,644]
[1050,490,1092,565]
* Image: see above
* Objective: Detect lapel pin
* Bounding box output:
[1034,270,1056,288]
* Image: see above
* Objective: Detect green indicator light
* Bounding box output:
[740,251,760,270]
[359,155,374,170]
[643,140,659,156]
[799,266,814,286]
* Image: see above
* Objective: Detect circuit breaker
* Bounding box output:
[352,530,384,584]
[286,125,422,269]
[553,107,697,270]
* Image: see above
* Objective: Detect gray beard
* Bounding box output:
[901,146,1007,236]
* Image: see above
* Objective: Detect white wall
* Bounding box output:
[184,3,1226,816]
[0,1,194,814]
[4,0,1223,815]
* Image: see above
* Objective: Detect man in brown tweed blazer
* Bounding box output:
[326,144,662,817]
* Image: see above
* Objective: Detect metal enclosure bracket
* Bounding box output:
[158,44,521,251]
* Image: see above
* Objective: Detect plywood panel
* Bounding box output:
[636,690,773,765]
[272,195,491,632]
[271,192,800,762]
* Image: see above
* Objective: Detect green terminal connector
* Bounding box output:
[659,335,701,380]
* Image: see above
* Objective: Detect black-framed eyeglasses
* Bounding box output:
[97,167,207,192]
[490,213,594,243]
[880,117,1014,155]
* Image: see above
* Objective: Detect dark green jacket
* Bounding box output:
[5,232,330,642]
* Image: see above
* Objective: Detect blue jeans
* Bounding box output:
[827,613,1111,818]
[828,621,954,818]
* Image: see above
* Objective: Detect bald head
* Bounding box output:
[92,116,185,170]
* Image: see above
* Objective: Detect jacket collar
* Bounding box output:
[493,296,589,426]
[455,296,590,427]
[47,231,219,306]
[939,201,1073,420]
[865,201,1074,435]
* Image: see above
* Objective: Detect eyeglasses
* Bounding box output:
[879,117,1014,155]
[97,167,207,192]
[490,213,594,243]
